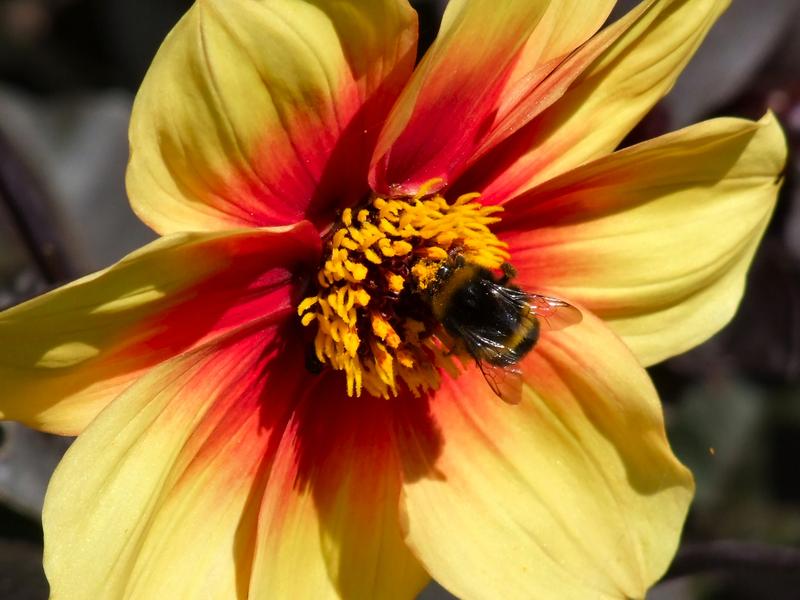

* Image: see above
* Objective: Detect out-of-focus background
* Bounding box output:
[0,0,798,598]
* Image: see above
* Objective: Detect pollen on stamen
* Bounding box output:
[297,181,510,398]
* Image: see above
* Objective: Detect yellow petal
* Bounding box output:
[44,332,428,599]
[250,383,429,599]
[0,223,318,435]
[503,114,786,366]
[128,0,417,234]
[371,0,618,195]
[43,327,297,598]
[504,0,615,73]
[371,0,551,193]
[473,0,651,162]
[478,0,730,201]
[394,311,693,600]
[484,0,617,146]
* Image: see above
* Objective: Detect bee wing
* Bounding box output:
[448,322,520,367]
[477,359,524,404]
[446,323,525,404]
[485,284,581,333]
[526,294,582,331]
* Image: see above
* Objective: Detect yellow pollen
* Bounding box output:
[387,272,405,293]
[297,182,509,398]
[411,260,440,291]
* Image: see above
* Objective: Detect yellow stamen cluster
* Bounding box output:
[298,183,509,398]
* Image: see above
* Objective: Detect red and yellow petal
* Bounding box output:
[250,379,429,599]
[43,325,294,598]
[469,0,730,203]
[370,0,614,195]
[0,223,318,435]
[469,0,652,167]
[44,331,428,599]
[500,114,786,366]
[393,311,693,600]
[128,0,417,234]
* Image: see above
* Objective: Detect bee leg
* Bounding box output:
[500,262,517,284]
[442,337,466,358]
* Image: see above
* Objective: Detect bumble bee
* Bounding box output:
[425,254,582,402]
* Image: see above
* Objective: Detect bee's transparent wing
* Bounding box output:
[447,324,525,404]
[477,359,524,404]
[487,284,582,333]
[526,294,582,331]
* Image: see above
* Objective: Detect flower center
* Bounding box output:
[297,182,509,398]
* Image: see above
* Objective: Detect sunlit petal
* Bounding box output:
[250,379,429,599]
[470,0,729,202]
[501,114,786,365]
[0,223,318,434]
[394,312,693,600]
[128,0,417,233]
[370,0,614,195]
[43,325,297,598]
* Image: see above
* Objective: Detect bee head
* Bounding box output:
[425,253,466,298]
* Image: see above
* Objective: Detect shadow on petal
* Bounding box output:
[239,320,442,597]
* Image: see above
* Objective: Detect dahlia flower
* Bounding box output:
[0,0,785,598]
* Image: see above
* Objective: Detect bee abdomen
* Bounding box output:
[488,315,539,366]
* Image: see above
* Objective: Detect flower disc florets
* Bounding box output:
[298,182,510,398]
